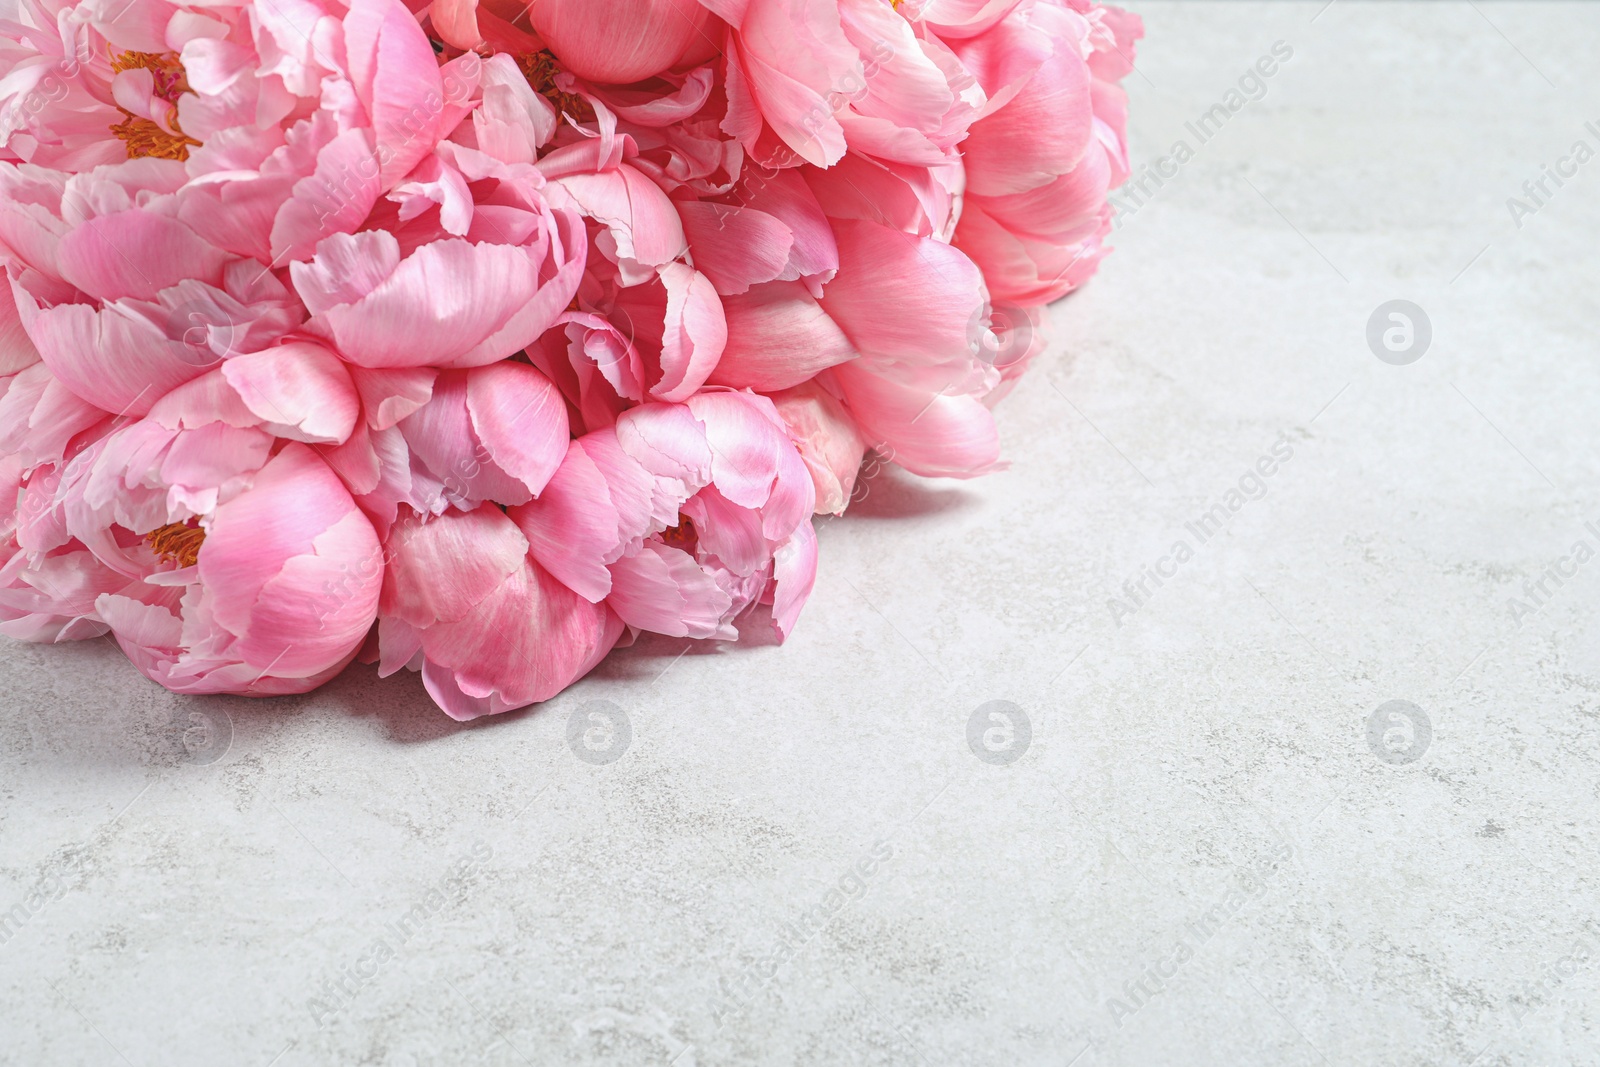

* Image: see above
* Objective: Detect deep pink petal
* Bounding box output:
[676,201,793,296]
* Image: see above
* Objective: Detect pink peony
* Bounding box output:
[58,416,384,694]
[511,391,816,641]
[953,0,1143,304]
[374,502,625,720]
[0,0,1139,718]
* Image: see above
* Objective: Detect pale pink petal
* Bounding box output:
[556,165,687,280]
[220,341,360,444]
[270,126,383,263]
[471,54,558,165]
[832,361,1002,479]
[350,366,438,430]
[297,236,579,369]
[687,390,785,509]
[607,539,733,639]
[465,361,569,498]
[650,263,726,403]
[770,518,816,639]
[343,0,448,188]
[381,505,528,627]
[769,378,867,515]
[55,210,230,303]
[0,271,42,377]
[17,288,211,416]
[708,280,856,392]
[95,592,183,650]
[615,401,714,486]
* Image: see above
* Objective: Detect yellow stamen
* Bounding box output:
[108,51,201,161]
[145,522,206,567]
[109,113,200,160]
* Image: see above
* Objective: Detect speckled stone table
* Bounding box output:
[4,2,1599,1064]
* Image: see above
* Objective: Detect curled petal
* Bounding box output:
[832,361,1002,479]
[708,280,855,392]
[770,518,817,640]
[607,540,733,639]
[221,341,360,444]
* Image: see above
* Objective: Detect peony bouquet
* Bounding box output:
[0,0,1140,719]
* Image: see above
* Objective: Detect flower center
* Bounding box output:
[658,515,697,552]
[517,50,594,122]
[108,51,201,161]
[146,522,206,567]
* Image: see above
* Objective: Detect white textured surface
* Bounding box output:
[5,3,1600,1064]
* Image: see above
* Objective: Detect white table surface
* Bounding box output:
[5,2,1600,1064]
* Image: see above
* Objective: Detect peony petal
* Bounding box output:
[95,592,183,650]
[770,518,816,639]
[687,390,783,509]
[55,210,230,303]
[831,360,1002,479]
[556,165,687,279]
[220,341,360,444]
[511,438,629,602]
[299,236,579,369]
[0,280,41,376]
[18,290,211,416]
[676,201,793,296]
[381,505,528,627]
[819,217,987,375]
[350,366,437,430]
[707,280,855,392]
[608,540,733,640]
[343,0,449,188]
[650,263,726,403]
[769,378,867,516]
[414,552,624,718]
[461,364,566,500]
[531,0,711,83]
